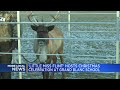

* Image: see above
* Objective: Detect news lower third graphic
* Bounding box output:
[0,64,120,72]
[0,64,26,72]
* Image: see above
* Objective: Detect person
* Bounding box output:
[0,11,18,79]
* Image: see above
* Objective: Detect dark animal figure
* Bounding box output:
[28,12,65,79]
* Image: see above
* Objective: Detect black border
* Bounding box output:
[0,79,120,88]
[0,0,120,11]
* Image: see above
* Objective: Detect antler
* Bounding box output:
[28,11,60,26]
[28,11,39,26]
[50,11,60,22]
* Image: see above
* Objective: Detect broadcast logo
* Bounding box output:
[7,64,26,72]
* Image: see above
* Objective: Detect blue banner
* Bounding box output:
[28,64,120,72]
[100,64,120,72]
[0,64,26,72]
[1,64,120,72]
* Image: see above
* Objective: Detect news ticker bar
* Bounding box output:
[0,64,120,72]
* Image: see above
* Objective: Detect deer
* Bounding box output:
[28,11,65,79]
